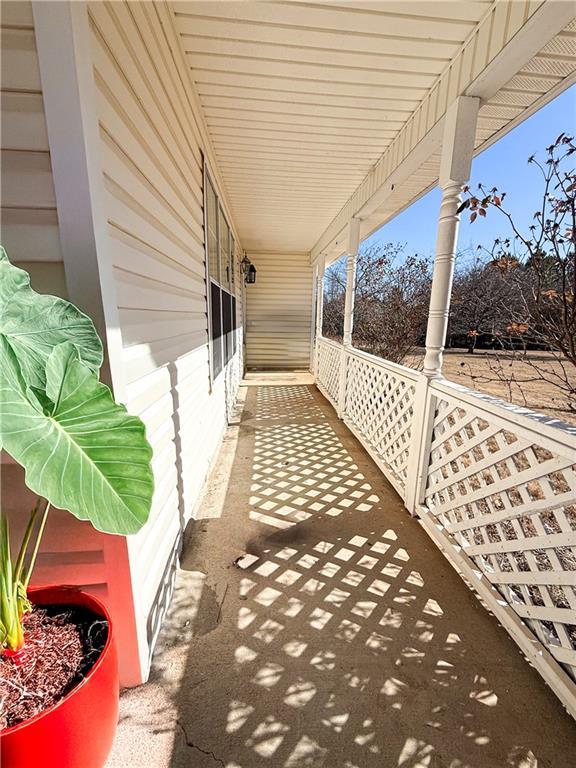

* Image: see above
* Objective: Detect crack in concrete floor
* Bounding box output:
[177,720,225,766]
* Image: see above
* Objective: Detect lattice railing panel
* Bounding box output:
[423,392,576,681]
[316,338,341,406]
[344,353,416,496]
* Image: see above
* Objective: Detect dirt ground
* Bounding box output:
[406,349,576,425]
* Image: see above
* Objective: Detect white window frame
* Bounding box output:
[203,161,238,386]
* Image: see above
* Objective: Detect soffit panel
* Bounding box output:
[313,6,576,262]
[172,0,491,252]
[365,21,576,245]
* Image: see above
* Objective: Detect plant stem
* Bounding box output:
[13,499,41,585]
[23,499,51,588]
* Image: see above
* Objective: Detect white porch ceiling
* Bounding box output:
[171,1,576,255]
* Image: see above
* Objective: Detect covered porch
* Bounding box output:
[107,372,576,767]
[2,0,575,759]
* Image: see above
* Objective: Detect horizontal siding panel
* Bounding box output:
[174,344,211,382]
[114,268,206,313]
[246,252,312,369]
[0,28,41,91]
[103,179,205,269]
[119,308,205,346]
[0,92,50,152]
[90,0,243,675]
[90,29,205,197]
[109,228,204,288]
[0,21,60,268]
[121,333,208,384]
[99,132,204,248]
[138,503,181,615]
[0,209,62,262]
[1,150,56,209]
[101,159,203,261]
[89,4,203,180]
[113,2,204,170]
[137,390,177,445]
[11,261,66,298]
[125,365,174,415]
[1,1,34,28]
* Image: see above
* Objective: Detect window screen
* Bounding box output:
[206,178,219,284]
[222,291,233,365]
[218,207,230,291]
[231,295,237,356]
[210,281,222,379]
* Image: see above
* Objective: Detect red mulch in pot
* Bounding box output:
[0,605,108,729]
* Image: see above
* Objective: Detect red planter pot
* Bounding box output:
[1,586,119,768]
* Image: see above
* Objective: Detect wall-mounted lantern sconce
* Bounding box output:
[246,263,256,284]
[241,254,257,285]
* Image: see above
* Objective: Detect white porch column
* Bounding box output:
[422,96,479,378]
[343,217,361,347]
[337,218,361,417]
[312,258,325,375]
[315,259,325,340]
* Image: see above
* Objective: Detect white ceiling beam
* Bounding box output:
[356,120,443,221]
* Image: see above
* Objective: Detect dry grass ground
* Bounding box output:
[406,349,576,425]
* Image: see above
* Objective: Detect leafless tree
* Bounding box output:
[322,243,431,364]
[458,133,576,414]
[449,250,521,353]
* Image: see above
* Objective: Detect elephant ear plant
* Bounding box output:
[0,247,154,654]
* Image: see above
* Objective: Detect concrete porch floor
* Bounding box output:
[107,373,576,768]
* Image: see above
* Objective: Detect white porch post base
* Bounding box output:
[337,346,347,418]
[405,376,437,515]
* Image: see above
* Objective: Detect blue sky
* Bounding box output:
[364,84,576,258]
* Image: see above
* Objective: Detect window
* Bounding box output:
[206,179,219,284]
[230,236,236,293]
[219,206,230,290]
[205,168,239,380]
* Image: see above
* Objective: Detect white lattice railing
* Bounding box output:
[314,336,576,717]
[316,337,342,407]
[344,349,418,497]
[422,380,576,689]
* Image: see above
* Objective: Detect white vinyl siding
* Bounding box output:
[88,0,242,675]
[0,1,62,264]
[246,252,313,369]
[0,1,141,679]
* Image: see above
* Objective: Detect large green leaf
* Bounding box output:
[0,338,153,535]
[0,247,103,389]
